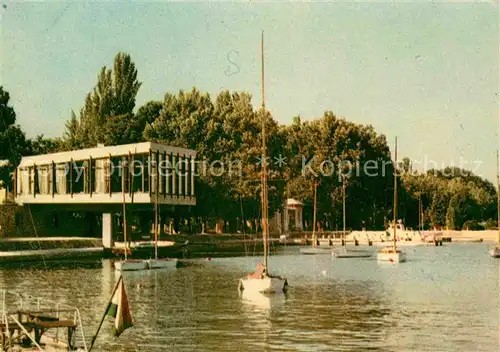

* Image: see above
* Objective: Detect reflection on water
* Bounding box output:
[0,244,498,351]
[239,290,286,310]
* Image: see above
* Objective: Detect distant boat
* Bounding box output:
[333,176,372,259]
[238,31,287,294]
[489,150,500,258]
[300,181,330,255]
[377,137,407,263]
[334,247,372,258]
[115,160,148,271]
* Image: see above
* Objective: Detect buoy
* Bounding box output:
[207,257,212,261]
[389,258,394,263]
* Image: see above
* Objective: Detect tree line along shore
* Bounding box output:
[0,52,497,235]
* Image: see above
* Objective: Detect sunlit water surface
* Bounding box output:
[0,243,498,351]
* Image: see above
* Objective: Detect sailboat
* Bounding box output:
[238,31,288,294]
[115,159,148,271]
[489,150,500,258]
[333,176,372,258]
[376,137,407,263]
[147,167,178,269]
[300,180,330,254]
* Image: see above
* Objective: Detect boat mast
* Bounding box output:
[122,158,128,260]
[155,155,159,260]
[497,150,500,244]
[260,30,269,272]
[312,180,318,247]
[393,137,398,251]
[419,194,422,232]
[342,177,346,249]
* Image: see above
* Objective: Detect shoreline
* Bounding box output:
[0,230,496,264]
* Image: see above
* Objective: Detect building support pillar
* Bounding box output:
[102,213,114,248]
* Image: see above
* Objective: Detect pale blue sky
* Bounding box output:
[0,1,498,182]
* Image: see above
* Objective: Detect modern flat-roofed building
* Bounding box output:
[12,142,197,247]
[14,142,196,207]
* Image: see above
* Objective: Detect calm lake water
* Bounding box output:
[0,243,498,351]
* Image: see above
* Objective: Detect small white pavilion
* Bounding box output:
[271,198,304,234]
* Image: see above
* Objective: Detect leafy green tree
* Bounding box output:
[26,135,64,155]
[63,110,80,150]
[144,88,214,152]
[0,87,27,188]
[136,100,162,138]
[64,52,142,148]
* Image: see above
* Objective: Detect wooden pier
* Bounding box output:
[1,290,87,351]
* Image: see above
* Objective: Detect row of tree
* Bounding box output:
[0,52,497,231]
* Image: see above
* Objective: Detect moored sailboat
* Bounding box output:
[377,137,406,263]
[489,150,500,258]
[147,165,178,269]
[334,176,372,258]
[115,158,148,271]
[300,180,330,255]
[238,31,287,294]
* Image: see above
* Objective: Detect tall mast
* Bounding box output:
[122,158,128,260]
[497,150,500,244]
[393,137,398,251]
[312,181,318,247]
[260,30,269,271]
[342,177,346,249]
[154,155,159,260]
[417,193,422,232]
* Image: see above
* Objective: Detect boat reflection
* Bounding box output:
[239,289,286,310]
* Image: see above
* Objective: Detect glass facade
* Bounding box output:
[14,146,196,202]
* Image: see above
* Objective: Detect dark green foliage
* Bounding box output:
[25,135,64,155]
[64,52,142,149]
[3,51,498,231]
[0,86,27,188]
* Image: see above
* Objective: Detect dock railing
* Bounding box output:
[1,289,88,351]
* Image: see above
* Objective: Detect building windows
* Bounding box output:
[15,148,196,199]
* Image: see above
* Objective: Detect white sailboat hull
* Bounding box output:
[489,246,500,258]
[147,258,178,269]
[239,276,287,294]
[376,247,406,263]
[115,260,148,271]
[300,247,331,255]
[333,248,372,258]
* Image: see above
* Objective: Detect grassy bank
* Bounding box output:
[0,238,103,252]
